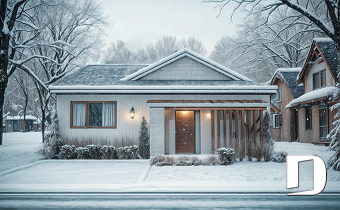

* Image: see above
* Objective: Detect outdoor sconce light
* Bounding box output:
[130,107,135,119]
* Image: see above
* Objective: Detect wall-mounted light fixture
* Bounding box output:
[130,107,135,119]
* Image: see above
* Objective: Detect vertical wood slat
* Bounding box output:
[248,111,251,156]
[229,110,233,148]
[235,110,239,150]
[223,110,227,148]
[217,110,220,149]
[211,110,215,153]
[253,110,257,145]
[241,110,245,156]
[260,111,263,144]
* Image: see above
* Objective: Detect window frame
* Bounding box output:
[305,106,312,130]
[70,101,117,129]
[319,106,328,141]
[313,69,326,90]
[273,113,282,129]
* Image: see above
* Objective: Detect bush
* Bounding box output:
[217,147,235,165]
[117,145,139,159]
[139,117,150,159]
[101,145,116,159]
[87,145,102,159]
[59,145,76,159]
[150,155,224,166]
[271,151,288,163]
[328,147,340,171]
[76,147,90,159]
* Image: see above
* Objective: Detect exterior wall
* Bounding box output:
[200,110,212,154]
[57,94,270,143]
[271,78,295,142]
[140,56,232,81]
[305,62,335,93]
[164,109,175,154]
[298,105,321,143]
[150,108,165,156]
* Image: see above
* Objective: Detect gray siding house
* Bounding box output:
[50,49,277,156]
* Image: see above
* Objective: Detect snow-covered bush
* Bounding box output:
[117,145,139,159]
[263,111,274,162]
[252,143,264,162]
[271,151,287,163]
[87,145,103,159]
[176,156,192,166]
[41,112,63,159]
[59,145,76,159]
[76,147,90,159]
[150,155,221,166]
[205,155,222,166]
[217,147,235,165]
[101,145,116,159]
[139,117,150,159]
[328,146,340,171]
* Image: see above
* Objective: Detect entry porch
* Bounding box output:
[148,100,269,156]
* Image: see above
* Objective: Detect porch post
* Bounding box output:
[150,107,165,156]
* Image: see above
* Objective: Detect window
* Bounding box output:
[313,70,326,90]
[319,106,327,141]
[273,114,282,128]
[305,107,312,130]
[71,101,117,128]
[272,88,281,102]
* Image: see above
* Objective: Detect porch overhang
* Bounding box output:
[147,100,269,108]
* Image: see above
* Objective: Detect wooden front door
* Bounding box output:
[176,111,195,154]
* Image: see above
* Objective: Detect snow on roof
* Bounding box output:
[5,115,37,121]
[270,68,304,98]
[286,87,337,108]
[120,48,252,81]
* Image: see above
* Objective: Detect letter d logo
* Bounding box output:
[286,155,327,196]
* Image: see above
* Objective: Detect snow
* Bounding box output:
[2,22,9,34]
[0,133,339,193]
[268,67,301,85]
[286,87,337,108]
[0,132,43,173]
[5,115,37,120]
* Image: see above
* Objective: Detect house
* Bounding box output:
[49,49,277,156]
[286,38,339,145]
[269,68,304,142]
[5,115,39,132]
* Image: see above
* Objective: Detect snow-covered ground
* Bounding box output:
[0,132,44,172]
[0,132,339,192]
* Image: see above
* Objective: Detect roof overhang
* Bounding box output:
[49,85,278,94]
[147,100,269,108]
[286,87,336,108]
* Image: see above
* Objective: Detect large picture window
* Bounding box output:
[313,69,326,90]
[71,101,117,128]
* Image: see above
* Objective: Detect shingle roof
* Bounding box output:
[270,68,304,98]
[314,38,339,79]
[51,64,262,87]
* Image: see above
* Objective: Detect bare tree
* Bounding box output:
[180,37,208,56]
[146,43,158,61]
[103,40,137,64]
[155,35,180,58]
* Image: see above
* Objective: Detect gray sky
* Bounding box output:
[96,0,241,53]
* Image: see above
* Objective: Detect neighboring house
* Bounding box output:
[5,115,39,132]
[269,68,304,142]
[49,49,277,156]
[286,38,339,145]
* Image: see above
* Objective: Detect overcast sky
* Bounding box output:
[96,0,242,53]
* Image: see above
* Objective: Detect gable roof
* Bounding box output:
[270,68,304,98]
[120,48,252,81]
[298,38,338,83]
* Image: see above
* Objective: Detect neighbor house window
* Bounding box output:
[319,106,327,141]
[305,107,312,130]
[71,101,117,128]
[272,88,281,102]
[273,114,282,128]
[313,69,326,90]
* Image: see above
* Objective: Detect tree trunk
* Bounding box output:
[0,88,6,145]
[41,108,45,143]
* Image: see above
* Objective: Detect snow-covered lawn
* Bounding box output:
[0,132,339,192]
[145,142,339,183]
[0,132,44,172]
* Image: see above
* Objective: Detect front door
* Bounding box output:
[176,111,195,153]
